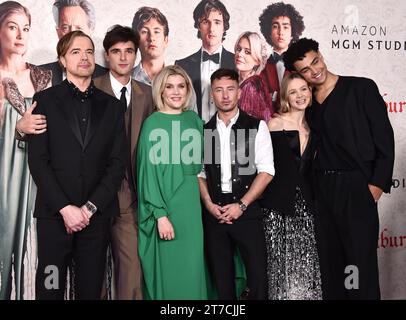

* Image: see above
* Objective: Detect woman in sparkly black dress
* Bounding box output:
[260,73,322,300]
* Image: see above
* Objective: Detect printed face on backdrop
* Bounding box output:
[270,16,292,54]
[211,76,241,113]
[286,77,312,112]
[235,37,259,74]
[105,41,136,78]
[0,12,30,57]
[60,36,95,80]
[56,6,91,39]
[138,18,168,60]
[293,50,328,86]
[161,74,188,113]
[198,9,224,53]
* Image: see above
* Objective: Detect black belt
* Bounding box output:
[316,169,354,175]
[217,193,238,206]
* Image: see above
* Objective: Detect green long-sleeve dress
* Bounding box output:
[137,110,208,300]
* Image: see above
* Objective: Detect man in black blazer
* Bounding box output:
[41,0,107,85]
[284,38,395,300]
[28,31,126,300]
[175,0,235,122]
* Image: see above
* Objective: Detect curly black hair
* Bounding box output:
[259,2,305,46]
[283,38,319,72]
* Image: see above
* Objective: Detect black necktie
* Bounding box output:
[120,87,127,108]
[273,52,284,63]
[202,51,220,64]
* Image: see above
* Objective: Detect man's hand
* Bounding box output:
[60,205,89,233]
[368,184,383,202]
[65,225,74,235]
[16,101,47,135]
[219,203,243,223]
[157,216,175,240]
[205,201,224,219]
[203,200,233,224]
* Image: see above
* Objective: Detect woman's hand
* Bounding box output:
[157,216,175,241]
[16,101,47,135]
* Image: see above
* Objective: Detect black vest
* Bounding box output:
[204,110,261,220]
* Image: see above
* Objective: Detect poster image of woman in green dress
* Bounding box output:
[0,1,51,299]
[137,65,209,299]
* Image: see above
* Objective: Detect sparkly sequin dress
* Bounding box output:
[261,130,322,300]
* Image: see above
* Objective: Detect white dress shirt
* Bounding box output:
[276,59,285,86]
[200,46,222,123]
[110,72,131,108]
[132,62,152,86]
[199,110,275,193]
[271,51,286,86]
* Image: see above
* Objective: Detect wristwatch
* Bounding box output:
[85,201,97,215]
[238,200,247,212]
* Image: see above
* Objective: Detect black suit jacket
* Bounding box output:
[28,81,127,219]
[40,61,108,86]
[175,47,235,117]
[307,76,395,193]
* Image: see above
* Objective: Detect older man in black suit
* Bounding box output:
[175,0,235,123]
[41,0,107,85]
[28,31,126,300]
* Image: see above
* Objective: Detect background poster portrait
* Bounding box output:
[0,0,405,299]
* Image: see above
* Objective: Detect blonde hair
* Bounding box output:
[152,65,193,112]
[279,72,312,113]
[234,31,268,75]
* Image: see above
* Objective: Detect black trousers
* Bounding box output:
[203,195,267,300]
[35,218,111,300]
[314,170,380,300]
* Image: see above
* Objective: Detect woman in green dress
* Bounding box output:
[137,65,207,299]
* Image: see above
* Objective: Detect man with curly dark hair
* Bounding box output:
[258,2,304,109]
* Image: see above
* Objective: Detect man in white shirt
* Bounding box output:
[198,68,274,299]
[94,25,154,300]
[176,0,235,122]
[131,7,168,86]
[131,6,200,113]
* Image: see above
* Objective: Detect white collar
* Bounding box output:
[216,109,239,127]
[109,72,131,98]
